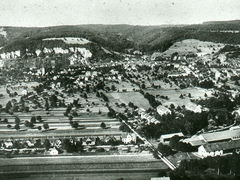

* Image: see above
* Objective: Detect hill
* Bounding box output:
[0,20,240,58]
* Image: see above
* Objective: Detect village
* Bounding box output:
[1,37,240,180]
[0,39,240,163]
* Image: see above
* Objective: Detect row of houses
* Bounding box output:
[137,108,159,124]
[0,47,92,60]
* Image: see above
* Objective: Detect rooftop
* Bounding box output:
[202,139,240,152]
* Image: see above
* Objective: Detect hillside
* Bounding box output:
[0,20,240,58]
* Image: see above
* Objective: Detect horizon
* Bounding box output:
[0,0,239,27]
[1,19,239,28]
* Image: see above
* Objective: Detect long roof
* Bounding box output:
[183,128,240,146]
[160,132,184,139]
[200,128,240,142]
[202,139,240,152]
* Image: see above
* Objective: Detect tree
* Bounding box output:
[29,122,34,128]
[157,143,173,156]
[100,122,106,129]
[119,124,131,132]
[15,124,20,131]
[24,120,30,127]
[15,116,20,125]
[3,118,8,123]
[38,126,42,131]
[96,91,101,97]
[24,106,29,112]
[34,139,42,148]
[61,138,71,152]
[71,121,79,129]
[36,116,42,122]
[44,139,51,151]
[68,115,73,121]
[111,84,117,91]
[31,116,36,123]
[43,122,49,130]
[45,99,49,111]
[169,135,181,150]
[5,101,12,113]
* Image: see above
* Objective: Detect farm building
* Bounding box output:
[182,128,240,147]
[198,139,240,157]
[159,132,184,144]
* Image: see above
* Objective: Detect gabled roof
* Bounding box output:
[160,132,184,139]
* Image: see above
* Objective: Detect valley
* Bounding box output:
[1,20,240,179]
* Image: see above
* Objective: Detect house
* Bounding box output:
[49,147,58,155]
[198,139,240,157]
[157,105,171,116]
[185,102,202,113]
[122,133,136,144]
[159,132,184,144]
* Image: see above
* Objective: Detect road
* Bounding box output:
[123,121,177,170]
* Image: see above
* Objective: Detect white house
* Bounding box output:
[157,105,171,116]
[49,147,58,155]
[185,102,202,113]
[122,133,136,144]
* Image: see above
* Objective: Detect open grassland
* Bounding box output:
[107,92,152,110]
[146,87,213,107]
[163,39,224,56]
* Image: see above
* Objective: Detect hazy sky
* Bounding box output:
[0,0,239,27]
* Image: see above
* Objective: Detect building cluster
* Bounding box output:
[182,127,240,157]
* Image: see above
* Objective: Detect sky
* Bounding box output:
[0,0,239,27]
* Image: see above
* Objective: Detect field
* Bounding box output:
[43,37,90,45]
[163,39,224,56]
[146,87,213,107]
[106,92,152,110]
[0,154,167,180]
[0,82,123,141]
[0,108,122,140]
